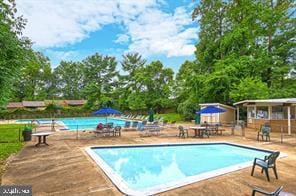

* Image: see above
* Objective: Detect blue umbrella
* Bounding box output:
[196,105,226,124]
[196,105,226,114]
[92,107,121,123]
[92,107,121,115]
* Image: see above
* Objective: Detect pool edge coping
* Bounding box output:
[85,141,288,196]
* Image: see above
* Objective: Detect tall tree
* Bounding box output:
[128,61,174,111]
[117,52,146,110]
[82,53,119,108]
[0,0,31,107]
[177,0,295,118]
[54,61,84,99]
[13,52,53,101]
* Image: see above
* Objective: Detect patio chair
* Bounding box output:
[96,123,104,130]
[106,122,114,129]
[251,151,280,181]
[251,186,283,196]
[178,126,188,138]
[113,126,121,137]
[257,123,271,142]
[94,123,110,136]
[201,122,210,138]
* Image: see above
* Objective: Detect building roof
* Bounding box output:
[199,103,236,110]
[44,100,67,106]
[22,101,45,107]
[234,98,296,106]
[65,100,86,106]
[6,102,23,108]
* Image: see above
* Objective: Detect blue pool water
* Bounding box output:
[91,143,271,191]
[18,117,127,130]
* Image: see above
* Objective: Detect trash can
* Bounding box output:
[22,127,32,141]
[195,114,200,124]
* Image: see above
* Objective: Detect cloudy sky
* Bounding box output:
[16,0,199,72]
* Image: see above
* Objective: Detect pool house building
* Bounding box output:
[199,103,236,124]
[234,98,296,135]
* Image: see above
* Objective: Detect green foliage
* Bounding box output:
[230,77,270,102]
[82,53,119,106]
[127,60,174,111]
[176,0,295,119]
[0,0,32,106]
[13,52,53,101]
[53,61,84,99]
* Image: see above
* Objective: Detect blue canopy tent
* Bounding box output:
[196,105,226,124]
[92,107,121,124]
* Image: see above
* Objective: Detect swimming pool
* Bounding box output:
[18,117,128,130]
[86,142,279,195]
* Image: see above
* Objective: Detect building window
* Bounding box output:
[247,107,255,118]
[256,106,268,119]
[271,106,284,119]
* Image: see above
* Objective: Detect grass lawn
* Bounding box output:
[155,113,184,122]
[0,124,28,183]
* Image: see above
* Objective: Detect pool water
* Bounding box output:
[58,117,126,130]
[89,143,271,194]
[18,117,127,130]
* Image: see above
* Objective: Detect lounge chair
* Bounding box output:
[257,123,271,142]
[140,124,161,136]
[251,151,280,181]
[132,121,139,128]
[252,186,283,196]
[142,120,147,126]
[178,126,188,138]
[124,121,131,128]
[106,122,114,129]
[94,123,113,137]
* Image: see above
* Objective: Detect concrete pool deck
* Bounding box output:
[1,127,296,195]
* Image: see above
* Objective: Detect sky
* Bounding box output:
[16,0,200,72]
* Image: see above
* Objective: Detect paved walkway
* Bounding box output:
[1,128,296,195]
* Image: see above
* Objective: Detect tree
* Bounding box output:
[13,52,53,101]
[0,0,31,106]
[128,61,174,111]
[176,0,295,119]
[230,77,270,102]
[117,52,146,110]
[82,53,119,107]
[54,61,84,99]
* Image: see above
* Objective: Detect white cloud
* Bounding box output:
[125,6,198,57]
[17,0,198,57]
[114,34,130,44]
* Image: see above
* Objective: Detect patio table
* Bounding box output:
[31,132,52,147]
[189,126,207,138]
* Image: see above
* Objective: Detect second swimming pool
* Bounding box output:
[86,142,276,195]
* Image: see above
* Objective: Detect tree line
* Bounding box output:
[1,0,295,119]
[11,52,174,113]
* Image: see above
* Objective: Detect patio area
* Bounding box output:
[1,127,296,196]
